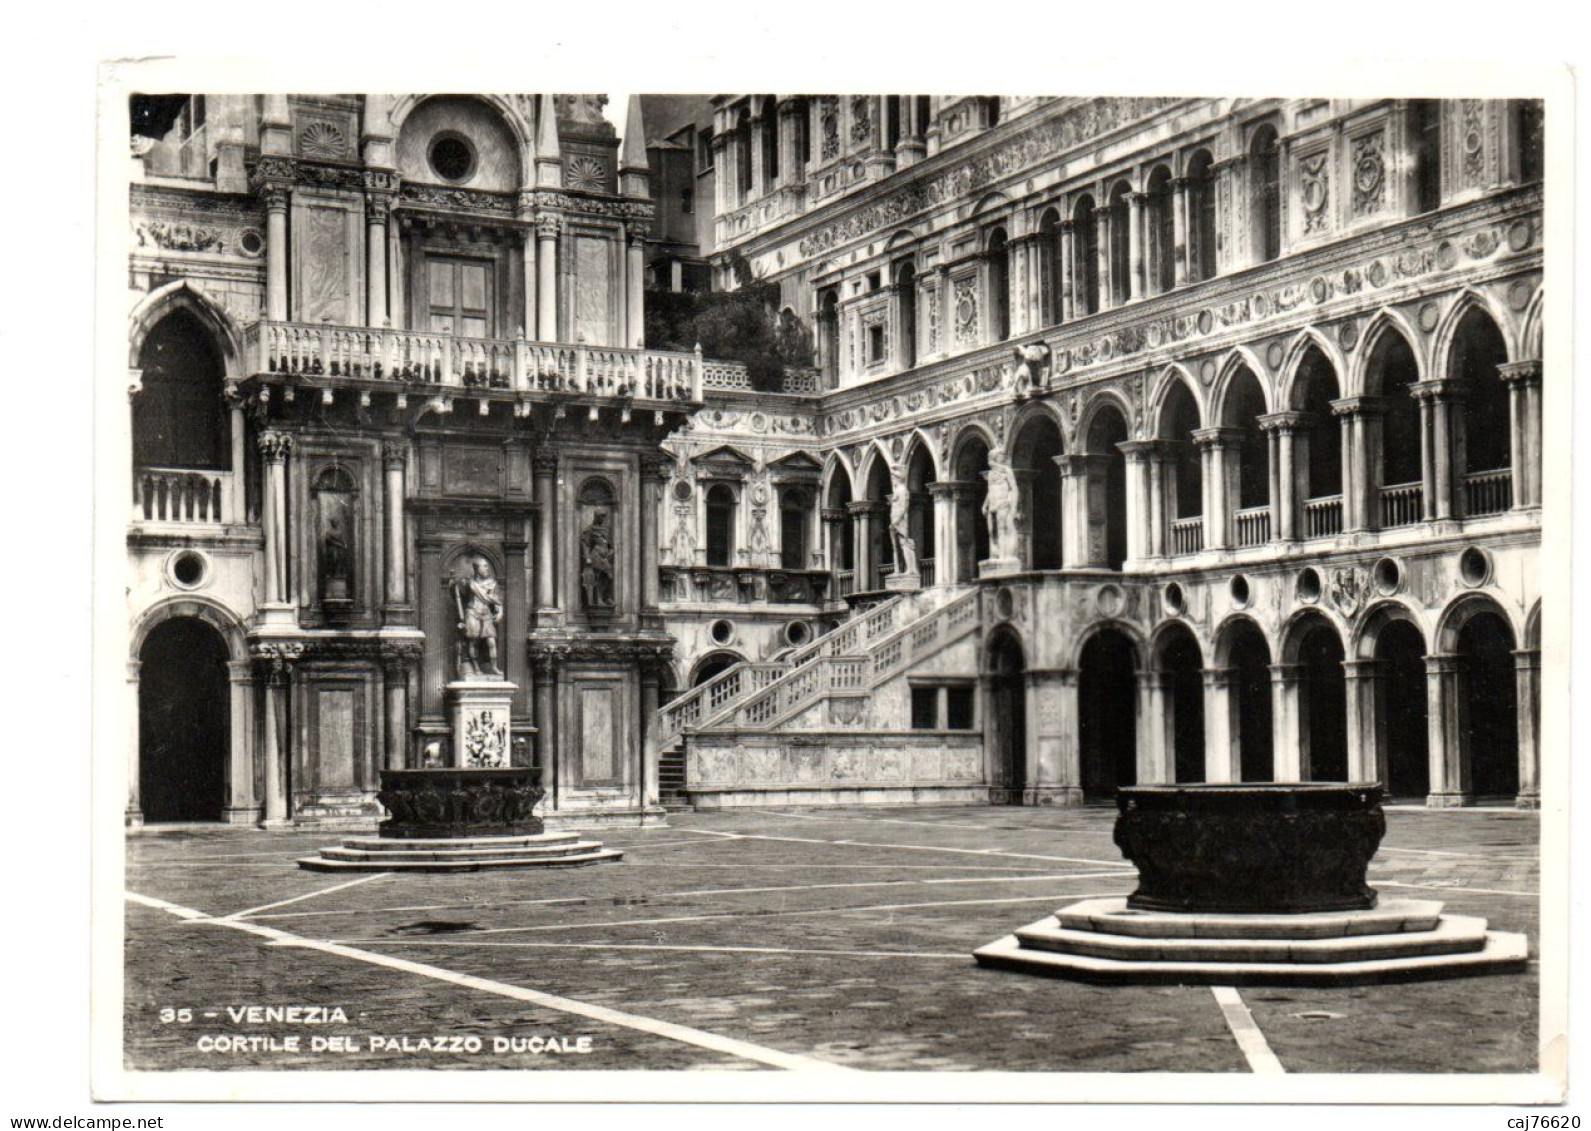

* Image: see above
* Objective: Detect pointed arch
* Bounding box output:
[1210,347,1275,423]
[1006,398,1071,462]
[1278,327,1349,409]
[1351,307,1426,396]
[901,427,943,481]
[1432,287,1519,379]
[821,451,856,508]
[949,420,999,475]
[129,280,243,373]
[1521,287,1544,360]
[856,441,896,500]
[1147,364,1207,436]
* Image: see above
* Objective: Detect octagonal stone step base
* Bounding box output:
[973,898,1528,986]
[297,831,623,873]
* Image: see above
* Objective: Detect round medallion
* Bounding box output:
[1197,309,1214,335]
[1097,584,1124,618]
[1507,219,1534,252]
[1266,341,1285,369]
[672,480,693,503]
[1418,302,1441,333]
[1436,241,1459,271]
[1508,279,1535,312]
[1337,320,1359,350]
[996,588,1016,621]
[1366,260,1388,288]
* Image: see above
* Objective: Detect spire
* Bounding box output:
[620,94,647,172]
[534,93,562,188]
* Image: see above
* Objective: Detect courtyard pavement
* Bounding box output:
[123,804,1540,1074]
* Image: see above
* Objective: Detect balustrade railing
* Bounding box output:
[1233,507,1270,548]
[1380,482,1423,528]
[133,468,231,524]
[918,557,936,587]
[245,321,703,402]
[1463,468,1512,516]
[1303,495,1344,539]
[1170,517,1204,556]
[836,569,856,597]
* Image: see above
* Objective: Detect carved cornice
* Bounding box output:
[381,438,407,467]
[298,638,425,662]
[528,638,675,665]
[257,430,294,461]
[249,640,305,682]
[401,181,517,216]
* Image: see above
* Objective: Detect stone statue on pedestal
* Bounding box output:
[454,556,504,679]
[983,453,1021,561]
[581,510,617,608]
[888,478,918,577]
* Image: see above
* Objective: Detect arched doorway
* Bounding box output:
[1451,307,1512,515]
[825,464,856,595]
[952,434,991,582]
[1293,345,1343,537]
[1221,364,1271,547]
[1010,414,1065,570]
[134,308,229,472]
[1107,182,1132,306]
[1085,404,1129,569]
[692,651,742,687]
[905,442,937,585]
[1157,624,1205,783]
[1294,615,1348,781]
[986,630,1027,804]
[1365,326,1423,527]
[138,616,230,822]
[1221,618,1274,782]
[895,261,918,370]
[987,228,1011,343]
[1375,618,1429,799]
[1072,194,1100,316]
[863,456,893,590]
[1146,165,1176,295]
[1158,378,1203,555]
[1457,610,1519,799]
[1079,628,1137,799]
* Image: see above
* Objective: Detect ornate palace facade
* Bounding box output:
[125,94,1544,829]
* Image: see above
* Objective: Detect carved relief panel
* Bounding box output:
[291,193,364,326]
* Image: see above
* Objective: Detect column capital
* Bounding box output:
[1410,378,1466,403]
[1341,658,1384,678]
[1117,438,1175,462]
[1191,425,1246,449]
[1498,359,1542,386]
[381,437,407,468]
[1057,218,1077,234]
[126,659,143,682]
[1126,190,1148,206]
[1202,666,1238,688]
[535,213,564,240]
[532,452,560,477]
[820,506,849,523]
[1257,410,1316,434]
[1268,662,1305,684]
[1330,395,1385,418]
[365,192,395,226]
[257,430,294,462]
[1424,653,1463,675]
[1512,647,1542,669]
[639,453,671,482]
[847,500,885,516]
[1054,452,1111,475]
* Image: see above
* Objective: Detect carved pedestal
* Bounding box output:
[374,767,545,839]
[445,680,517,769]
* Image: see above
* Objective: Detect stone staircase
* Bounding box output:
[298,831,623,873]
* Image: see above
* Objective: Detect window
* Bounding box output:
[910,686,939,730]
[946,686,976,730]
[133,309,228,470]
[866,270,882,291]
[705,483,737,567]
[867,324,886,364]
[696,128,714,174]
[428,133,476,183]
[1409,100,1442,214]
[427,256,493,337]
[779,487,812,570]
[680,187,694,215]
[1250,125,1282,262]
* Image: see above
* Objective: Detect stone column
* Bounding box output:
[533,454,559,615]
[1270,662,1305,782]
[257,431,293,610]
[627,223,647,349]
[1343,658,1381,784]
[381,439,409,616]
[382,653,409,770]
[126,660,143,827]
[821,506,848,587]
[1172,177,1191,287]
[1011,468,1037,569]
[533,656,558,799]
[224,659,258,822]
[639,456,665,617]
[366,195,390,328]
[1093,204,1113,311]
[1514,648,1540,809]
[1412,380,1462,521]
[536,214,561,342]
[1202,667,1237,783]
[640,668,660,807]
[1118,441,1156,565]
[1331,396,1383,532]
[255,645,301,825]
[1500,360,1542,510]
[929,482,958,586]
[263,185,289,323]
[1058,220,1076,322]
[1126,192,1146,303]
[1054,455,1090,568]
[847,501,876,591]
[227,396,248,523]
[520,226,537,342]
[1258,411,1308,541]
[1425,653,1470,807]
[1029,668,1083,805]
[1136,671,1173,784]
[1192,427,1241,551]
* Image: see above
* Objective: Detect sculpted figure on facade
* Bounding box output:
[581,510,617,608]
[1012,341,1053,398]
[319,515,352,601]
[453,556,505,680]
[888,472,918,577]
[982,452,1021,561]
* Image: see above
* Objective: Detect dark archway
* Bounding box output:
[987,629,1027,803]
[1079,629,1137,799]
[1224,619,1274,782]
[895,261,918,371]
[1221,364,1271,542]
[1158,624,1206,783]
[905,442,937,585]
[1297,617,1348,781]
[1376,618,1429,799]
[987,228,1011,343]
[1088,405,1130,570]
[825,463,855,592]
[692,651,741,687]
[138,616,230,822]
[1294,345,1344,536]
[1451,307,1512,514]
[1158,379,1203,551]
[1146,165,1176,295]
[1250,124,1282,263]
[1072,194,1100,317]
[705,482,737,567]
[134,308,228,471]
[1011,414,1064,570]
[1186,149,1217,283]
[953,435,991,582]
[863,456,893,590]
[1458,611,1519,799]
[1107,182,1132,307]
[1365,326,1424,526]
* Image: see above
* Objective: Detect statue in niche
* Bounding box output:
[983,453,1022,561]
[581,510,617,609]
[669,501,696,566]
[888,475,918,577]
[319,515,352,602]
[453,555,505,680]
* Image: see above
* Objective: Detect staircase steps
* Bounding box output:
[297,831,624,873]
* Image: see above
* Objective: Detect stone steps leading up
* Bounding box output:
[973,897,1529,986]
[296,831,623,873]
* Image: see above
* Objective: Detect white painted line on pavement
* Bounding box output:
[126,890,851,1073]
[675,827,1124,867]
[1211,986,1286,1075]
[365,939,972,960]
[249,896,591,922]
[1374,879,1537,898]
[216,873,392,921]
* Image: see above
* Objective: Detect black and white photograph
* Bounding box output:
[52,34,1576,1119]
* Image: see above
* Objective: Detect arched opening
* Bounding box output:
[1157,624,1206,783]
[1107,182,1132,307]
[1295,615,1348,781]
[133,309,228,471]
[1087,404,1130,570]
[692,651,741,687]
[953,436,991,582]
[1158,379,1203,554]
[1515,100,1544,184]
[1010,414,1065,570]
[987,228,1011,343]
[895,261,918,370]
[138,616,230,823]
[905,443,937,586]
[1223,619,1274,782]
[1457,610,1519,800]
[1079,629,1137,799]
[825,465,856,594]
[1072,194,1100,316]
[760,98,779,187]
[779,486,814,570]
[818,288,840,385]
[1294,345,1344,536]
[705,483,737,567]
[986,629,1027,804]
[1365,327,1424,527]
[1250,124,1282,263]
[1409,100,1442,215]
[1222,364,1271,544]
[1374,617,1429,799]
[1037,209,1061,325]
[734,107,753,202]
[1186,149,1217,283]
[863,457,893,590]
[1146,165,1176,295]
[1451,307,1512,514]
